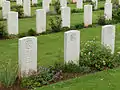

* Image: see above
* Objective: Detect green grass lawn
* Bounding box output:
[0,0,120,66]
[0,0,120,89]
[36,68,120,90]
[0,0,107,66]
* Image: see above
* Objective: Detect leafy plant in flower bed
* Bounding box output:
[0,60,18,88]
[49,16,62,33]
[18,28,37,38]
[11,5,24,18]
[112,6,120,23]
[80,39,120,71]
[71,9,83,13]
[53,0,61,14]
[53,62,91,74]
[21,66,63,89]
[97,14,113,25]
[0,22,8,39]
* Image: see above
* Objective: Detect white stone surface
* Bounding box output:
[7,11,18,35]
[0,0,6,7]
[64,30,80,64]
[2,1,10,19]
[32,0,37,5]
[60,0,67,7]
[76,0,83,9]
[104,3,112,20]
[84,5,92,27]
[106,0,111,3]
[48,0,51,4]
[16,0,22,6]
[23,0,31,16]
[36,9,46,33]
[19,37,37,77]
[101,25,115,54]
[61,7,70,28]
[42,0,50,12]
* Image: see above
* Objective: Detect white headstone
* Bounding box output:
[106,0,111,3]
[104,3,112,20]
[60,0,67,7]
[101,25,115,54]
[32,0,37,5]
[42,0,50,12]
[36,9,46,33]
[19,37,37,77]
[61,7,70,28]
[23,0,31,16]
[84,5,92,27]
[16,0,22,6]
[2,1,10,19]
[0,0,6,7]
[7,11,18,35]
[119,0,120,5]
[64,30,80,64]
[48,0,51,4]
[77,0,83,9]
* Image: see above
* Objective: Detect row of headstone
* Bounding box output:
[1,0,31,18]
[5,4,92,35]
[7,6,70,35]
[64,25,115,64]
[1,0,51,19]
[3,0,113,35]
[19,24,115,77]
[7,9,47,35]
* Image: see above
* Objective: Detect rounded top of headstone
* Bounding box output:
[84,5,92,7]
[61,7,70,9]
[36,9,45,12]
[19,36,37,41]
[65,30,80,34]
[102,25,115,28]
[8,11,18,14]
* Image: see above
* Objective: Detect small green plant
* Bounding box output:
[97,15,112,25]
[11,5,24,18]
[54,62,91,73]
[97,15,106,25]
[112,7,120,23]
[54,0,61,14]
[90,1,96,11]
[0,22,8,39]
[18,32,27,38]
[21,66,62,89]
[49,16,62,33]
[80,39,118,71]
[18,29,36,38]
[0,60,18,88]
[27,28,36,36]
[71,9,83,13]
[74,23,84,29]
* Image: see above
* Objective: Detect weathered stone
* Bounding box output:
[19,37,37,77]
[64,30,80,65]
